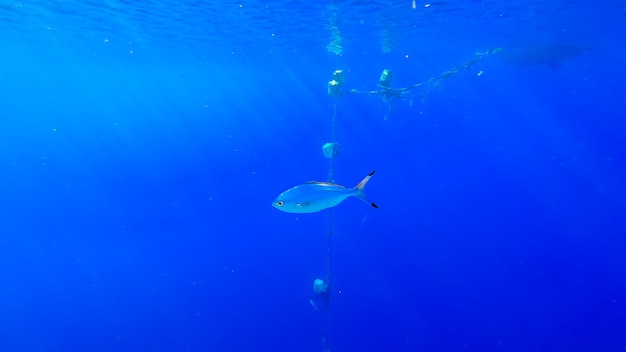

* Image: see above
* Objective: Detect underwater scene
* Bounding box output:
[1,1,625,351]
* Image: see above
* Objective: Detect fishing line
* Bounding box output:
[321,100,337,352]
[328,102,337,183]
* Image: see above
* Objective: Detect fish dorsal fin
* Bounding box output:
[306,181,345,188]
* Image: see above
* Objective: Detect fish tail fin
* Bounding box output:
[353,170,379,209]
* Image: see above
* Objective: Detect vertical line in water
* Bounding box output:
[322,100,338,352]
[329,102,337,183]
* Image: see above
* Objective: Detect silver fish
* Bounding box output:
[272,171,378,213]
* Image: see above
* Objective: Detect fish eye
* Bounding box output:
[276,200,284,207]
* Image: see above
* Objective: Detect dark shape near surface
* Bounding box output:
[496,44,589,68]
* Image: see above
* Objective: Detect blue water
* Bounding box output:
[1,1,626,351]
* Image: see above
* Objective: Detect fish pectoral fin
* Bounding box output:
[296,202,310,208]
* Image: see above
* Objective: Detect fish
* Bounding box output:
[495,44,589,68]
[272,171,379,213]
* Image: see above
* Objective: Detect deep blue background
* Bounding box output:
[1,1,625,351]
